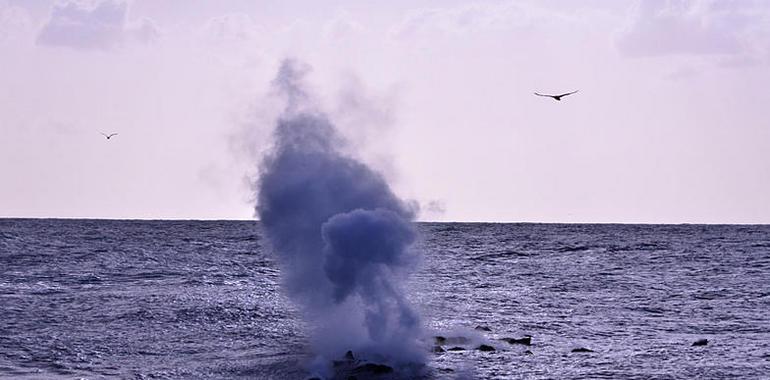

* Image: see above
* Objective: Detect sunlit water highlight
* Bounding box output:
[1,220,769,379]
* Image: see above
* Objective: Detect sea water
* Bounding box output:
[1,219,769,379]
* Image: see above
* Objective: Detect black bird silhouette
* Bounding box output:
[100,132,118,140]
[534,90,579,101]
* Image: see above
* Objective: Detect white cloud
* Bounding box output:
[617,0,770,63]
[36,0,159,50]
[389,2,572,40]
[202,13,261,44]
[198,13,268,74]
[127,17,159,44]
[323,10,364,42]
[0,1,32,42]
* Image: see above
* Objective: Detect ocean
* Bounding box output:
[1,219,769,379]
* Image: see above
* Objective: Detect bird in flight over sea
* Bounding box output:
[534,90,579,101]
[100,132,118,140]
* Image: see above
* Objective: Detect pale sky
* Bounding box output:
[1,0,769,223]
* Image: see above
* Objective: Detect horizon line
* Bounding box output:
[1,216,768,226]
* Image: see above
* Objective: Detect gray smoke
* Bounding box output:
[256,59,423,369]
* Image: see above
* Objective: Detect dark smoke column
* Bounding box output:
[256,60,424,367]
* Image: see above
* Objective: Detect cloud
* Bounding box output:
[202,13,261,44]
[389,2,569,40]
[127,17,159,44]
[36,0,159,50]
[0,1,32,42]
[617,0,770,63]
[323,10,364,42]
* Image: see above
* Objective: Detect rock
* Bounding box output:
[524,350,533,355]
[692,339,708,346]
[571,347,594,353]
[475,325,492,332]
[353,363,393,375]
[334,350,357,368]
[477,344,495,352]
[432,346,446,353]
[501,336,532,346]
[347,377,357,380]
[447,346,465,351]
[434,336,446,344]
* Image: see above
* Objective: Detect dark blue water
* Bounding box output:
[1,219,769,379]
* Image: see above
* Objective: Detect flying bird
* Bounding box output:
[534,90,579,101]
[100,132,118,140]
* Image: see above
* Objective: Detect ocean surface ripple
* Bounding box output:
[1,220,769,379]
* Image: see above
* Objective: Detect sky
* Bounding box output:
[1,0,769,223]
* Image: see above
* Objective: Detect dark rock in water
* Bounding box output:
[524,350,534,355]
[571,347,594,353]
[434,336,446,344]
[333,355,394,379]
[307,378,322,380]
[353,363,393,375]
[477,344,495,352]
[692,339,709,346]
[334,350,357,368]
[501,336,532,346]
[432,345,446,353]
[475,325,492,332]
[447,346,465,351]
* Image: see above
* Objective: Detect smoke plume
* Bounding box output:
[256,59,423,370]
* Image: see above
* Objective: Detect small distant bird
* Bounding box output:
[100,132,118,140]
[534,90,579,101]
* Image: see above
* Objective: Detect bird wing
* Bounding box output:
[100,132,109,138]
[108,133,118,138]
[534,92,552,97]
[556,90,579,98]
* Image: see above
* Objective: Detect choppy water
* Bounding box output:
[1,219,769,379]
